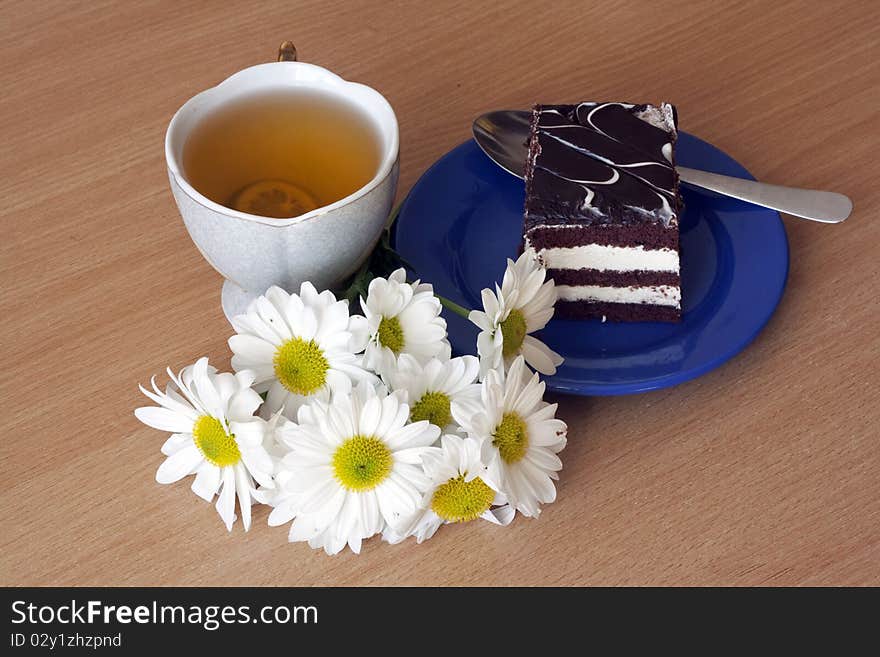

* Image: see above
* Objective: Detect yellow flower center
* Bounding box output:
[410,391,452,429]
[192,415,241,467]
[332,435,393,491]
[430,474,495,522]
[273,337,329,395]
[500,309,527,359]
[492,412,528,464]
[377,315,405,354]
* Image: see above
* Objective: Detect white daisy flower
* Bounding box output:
[383,434,514,545]
[228,283,372,420]
[469,249,562,378]
[384,353,481,436]
[268,382,440,555]
[360,268,450,378]
[455,356,567,518]
[135,357,275,531]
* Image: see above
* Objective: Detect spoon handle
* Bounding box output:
[677,166,852,223]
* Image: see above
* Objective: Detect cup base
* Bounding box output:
[221,279,258,325]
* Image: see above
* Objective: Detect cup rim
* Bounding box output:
[165,61,399,227]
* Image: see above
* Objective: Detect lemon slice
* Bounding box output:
[231,180,320,218]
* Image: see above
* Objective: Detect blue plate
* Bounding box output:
[394,134,789,395]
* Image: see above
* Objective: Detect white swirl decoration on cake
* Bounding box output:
[533,102,679,223]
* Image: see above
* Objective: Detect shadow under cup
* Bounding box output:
[164,61,400,307]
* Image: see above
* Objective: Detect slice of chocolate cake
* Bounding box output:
[523,102,683,322]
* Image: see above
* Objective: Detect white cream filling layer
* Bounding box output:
[556,284,681,307]
[538,244,679,272]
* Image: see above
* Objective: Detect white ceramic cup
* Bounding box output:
[165,48,399,321]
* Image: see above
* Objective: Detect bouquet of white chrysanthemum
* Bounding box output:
[136,249,568,555]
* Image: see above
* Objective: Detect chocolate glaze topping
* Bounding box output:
[524,102,682,230]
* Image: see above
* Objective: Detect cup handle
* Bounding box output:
[278,41,298,62]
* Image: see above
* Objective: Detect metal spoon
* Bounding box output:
[473,110,852,223]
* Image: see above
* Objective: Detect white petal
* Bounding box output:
[512,372,545,416]
[523,306,554,332]
[347,314,370,353]
[215,467,236,531]
[394,446,438,464]
[240,447,275,488]
[468,310,493,332]
[255,294,293,341]
[521,335,562,375]
[413,515,445,543]
[229,418,266,447]
[480,439,498,467]
[479,288,500,321]
[524,461,557,504]
[385,420,440,451]
[156,445,203,484]
[192,358,225,419]
[160,432,192,456]
[234,464,253,531]
[360,490,383,536]
[228,334,278,365]
[298,307,319,341]
[358,396,382,437]
[234,369,257,389]
[268,499,299,527]
[525,446,563,473]
[191,463,221,501]
[135,407,194,433]
[212,372,238,415]
[226,387,262,421]
[138,378,195,416]
[264,382,291,417]
[234,301,287,346]
[483,504,515,526]
[289,513,324,542]
[298,477,342,514]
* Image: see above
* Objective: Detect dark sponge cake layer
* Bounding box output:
[556,300,681,323]
[549,268,680,288]
[526,223,679,251]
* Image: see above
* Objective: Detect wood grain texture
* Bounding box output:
[1,0,878,586]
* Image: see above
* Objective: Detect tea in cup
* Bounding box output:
[164,43,399,320]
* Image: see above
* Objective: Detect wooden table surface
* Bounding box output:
[1,0,878,587]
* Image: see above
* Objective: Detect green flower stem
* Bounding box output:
[384,201,402,229]
[437,294,472,319]
[350,203,470,319]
